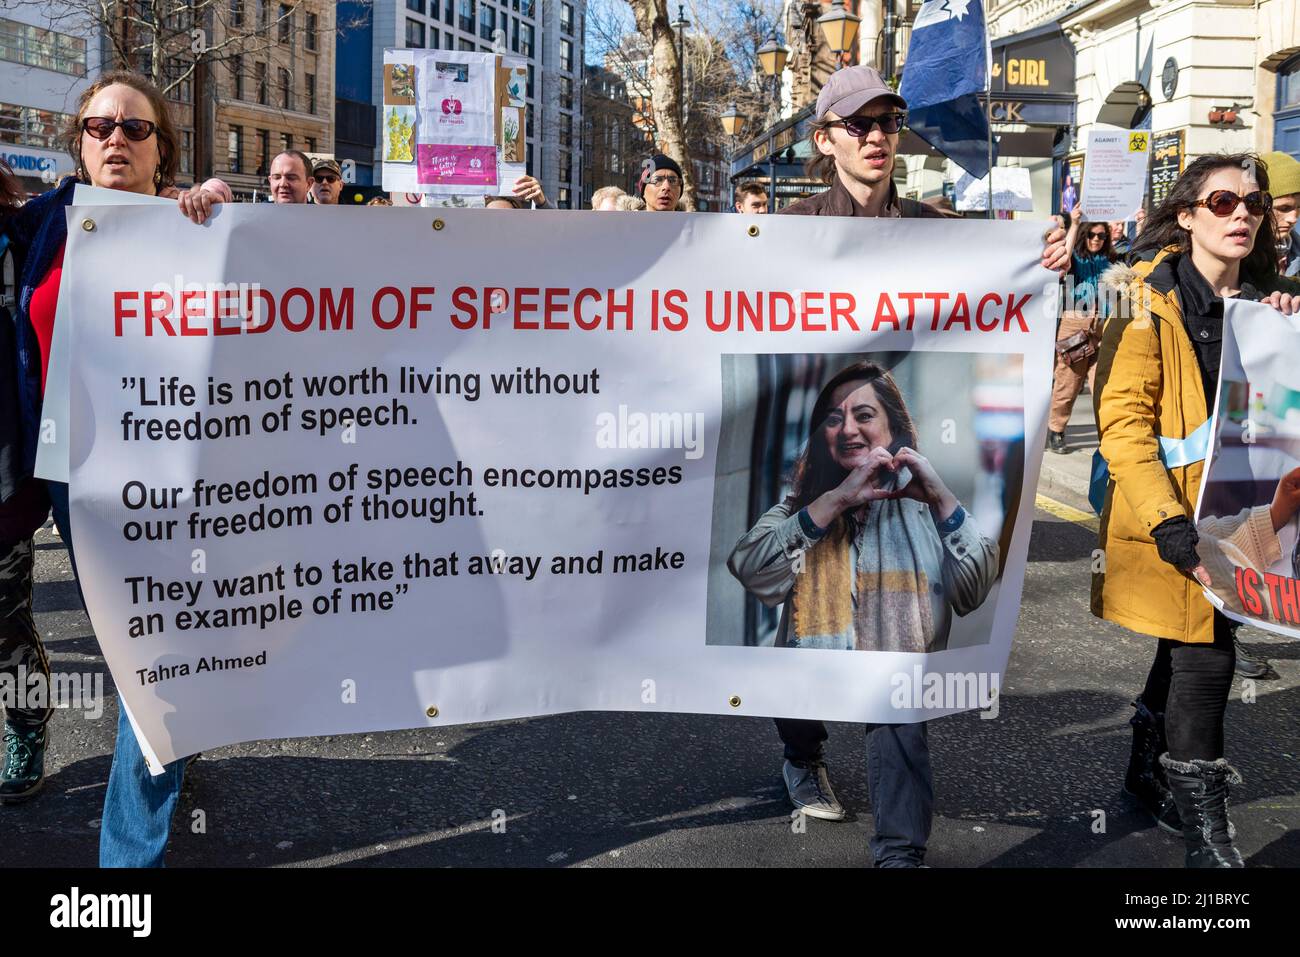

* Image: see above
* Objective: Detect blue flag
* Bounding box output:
[899,0,996,178]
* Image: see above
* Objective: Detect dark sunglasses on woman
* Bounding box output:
[81,117,157,141]
[827,112,907,137]
[1190,189,1272,217]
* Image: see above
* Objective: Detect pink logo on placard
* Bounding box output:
[440,98,462,115]
[416,144,498,187]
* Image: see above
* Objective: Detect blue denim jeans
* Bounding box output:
[775,717,933,866]
[48,481,186,868]
[99,701,186,867]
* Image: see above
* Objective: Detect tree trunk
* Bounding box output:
[625,0,695,210]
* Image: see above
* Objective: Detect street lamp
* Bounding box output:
[671,4,691,131]
[818,0,861,68]
[719,104,745,139]
[756,36,788,212]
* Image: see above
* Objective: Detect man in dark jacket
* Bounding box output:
[771,65,1068,867]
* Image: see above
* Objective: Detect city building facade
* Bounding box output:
[0,3,103,195]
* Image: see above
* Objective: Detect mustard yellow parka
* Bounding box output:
[1091,247,1217,643]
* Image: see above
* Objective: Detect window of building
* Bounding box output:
[257,129,269,174]
[0,103,70,150]
[444,0,454,26]
[257,0,269,31]
[560,37,572,72]
[428,29,439,49]
[281,132,293,152]
[527,64,534,98]
[180,130,192,174]
[561,2,573,35]
[526,103,533,138]
[458,37,474,51]
[510,16,519,53]
[558,187,570,209]
[278,66,292,109]
[306,136,316,153]
[406,18,424,48]
[255,61,268,104]
[459,0,475,34]
[519,22,533,57]
[560,154,571,182]
[278,3,292,43]
[306,73,316,114]
[230,0,244,28]
[0,17,88,76]
[479,4,495,41]
[231,54,244,99]
[559,122,570,148]
[407,0,426,12]
[229,125,244,174]
[561,76,572,110]
[305,11,318,50]
[428,0,441,20]
[164,57,192,103]
[521,0,534,18]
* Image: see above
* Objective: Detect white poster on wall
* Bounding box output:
[63,205,1054,767]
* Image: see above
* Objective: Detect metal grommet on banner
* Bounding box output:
[81,218,96,232]
[432,219,445,231]
[746,225,759,237]
[425,705,439,718]
[728,695,741,708]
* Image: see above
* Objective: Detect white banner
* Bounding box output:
[63,206,1054,766]
[1196,299,1300,637]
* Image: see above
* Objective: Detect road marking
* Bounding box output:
[1035,493,1098,531]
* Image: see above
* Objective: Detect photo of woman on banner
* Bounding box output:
[1196,466,1300,621]
[728,360,999,653]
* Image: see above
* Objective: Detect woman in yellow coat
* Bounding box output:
[1094,152,1298,867]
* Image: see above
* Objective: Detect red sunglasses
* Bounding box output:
[1189,189,1272,217]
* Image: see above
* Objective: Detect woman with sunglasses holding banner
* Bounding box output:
[1048,209,1119,454]
[1093,153,1299,868]
[2,70,230,865]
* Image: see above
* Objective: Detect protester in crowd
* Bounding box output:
[735,182,768,214]
[615,195,646,211]
[751,64,1067,865]
[591,185,626,210]
[0,160,52,804]
[1094,152,1300,867]
[484,176,551,209]
[1,69,227,862]
[268,150,313,204]
[638,154,685,212]
[1047,207,1117,454]
[309,157,342,205]
[367,196,393,206]
[1261,150,1300,275]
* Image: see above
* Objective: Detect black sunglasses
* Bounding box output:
[1086,229,1107,238]
[82,116,158,141]
[1190,189,1272,217]
[828,112,907,137]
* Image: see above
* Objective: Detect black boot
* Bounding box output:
[1160,754,1245,868]
[1233,638,1277,680]
[1123,699,1180,833]
[1048,430,1068,454]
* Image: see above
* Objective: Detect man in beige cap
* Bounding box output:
[310,157,343,205]
[1262,151,1300,275]
[762,64,1067,868]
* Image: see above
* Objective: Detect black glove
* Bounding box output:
[1152,516,1200,572]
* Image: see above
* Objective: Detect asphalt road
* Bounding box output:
[3,441,1297,867]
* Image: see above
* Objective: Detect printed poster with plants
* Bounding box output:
[381,49,527,198]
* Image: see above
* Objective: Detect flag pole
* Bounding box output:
[985,90,994,219]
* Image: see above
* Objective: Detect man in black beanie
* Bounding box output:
[638,153,684,212]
